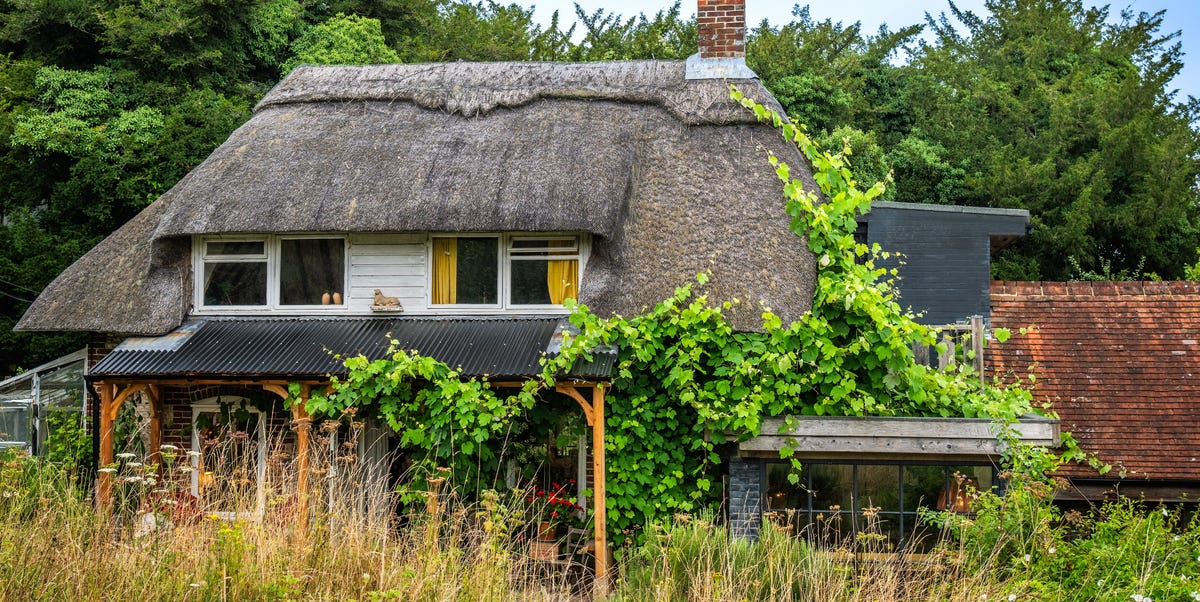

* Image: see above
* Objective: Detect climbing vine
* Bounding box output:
[301,90,1071,541]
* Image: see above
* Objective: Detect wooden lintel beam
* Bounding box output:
[262,384,290,400]
[109,384,149,422]
[555,382,595,426]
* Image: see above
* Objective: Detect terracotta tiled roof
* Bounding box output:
[988,281,1200,481]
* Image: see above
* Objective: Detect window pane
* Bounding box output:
[903,465,947,513]
[857,465,900,511]
[810,464,853,513]
[0,406,30,446]
[280,239,345,305]
[764,462,808,511]
[455,238,498,304]
[207,241,264,256]
[204,262,267,305]
[511,260,552,304]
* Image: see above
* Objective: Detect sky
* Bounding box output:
[526,0,1200,102]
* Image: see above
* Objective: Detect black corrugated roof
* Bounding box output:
[90,317,614,381]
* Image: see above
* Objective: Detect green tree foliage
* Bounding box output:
[283,14,399,72]
[906,0,1200,279]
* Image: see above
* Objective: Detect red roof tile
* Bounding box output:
[988,281,1200,481]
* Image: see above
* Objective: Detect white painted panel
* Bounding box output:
[348,236,427,312]
[352,253,423,266]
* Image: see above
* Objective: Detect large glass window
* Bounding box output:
[197,236,345,309]
[431,237,499,305]
[764,461,996,552]
[430,235,581,308]
[280,238,346,305]
[509,238,579,305]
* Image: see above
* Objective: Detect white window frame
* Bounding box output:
[426,233,589,312]
[193,234,349,314]
[190,398,267,520]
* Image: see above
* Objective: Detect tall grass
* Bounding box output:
[4,441,1200,601]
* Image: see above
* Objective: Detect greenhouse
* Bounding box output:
[0,349,86,455]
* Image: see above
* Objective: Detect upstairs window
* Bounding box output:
[197,236,346,310]
[430,234,581,308]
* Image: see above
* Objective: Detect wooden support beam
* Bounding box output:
[146,385,162,469]
[555,383,595,426]
[591,383,609,599]
[292,385,312,535]
[96,381,115,512]
[262,384,290,401]
[109,383,149,422]
[557,381,610,599]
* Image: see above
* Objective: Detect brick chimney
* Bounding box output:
[686,0,756,79]
[697,0,745,59]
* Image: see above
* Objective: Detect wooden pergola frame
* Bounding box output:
[92,376,611,594]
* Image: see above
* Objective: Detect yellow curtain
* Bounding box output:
[546,240,578,305]
[432,238,457,304]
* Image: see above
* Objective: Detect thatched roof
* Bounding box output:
[19,61,817,335]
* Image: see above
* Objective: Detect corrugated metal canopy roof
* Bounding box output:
[90,317,614,381]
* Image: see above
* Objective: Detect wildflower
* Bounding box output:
[1023,554,1031,563]
[1162,508,1169,517]
[186,450,202,457]
[1048,546,1056,554]
[98,467,117,474]
[127,462,142,468]
[1131,594,1153,602]
[160,444,179,452]
[1008,595,1016,601]
[116,452,137,460]
[1190,593,1200,602]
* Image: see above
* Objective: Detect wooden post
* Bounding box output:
[96,381,114,512]
[591,384,609,599]
[292,386,312,534]
[146,385,162,469]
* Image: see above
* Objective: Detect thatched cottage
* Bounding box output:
[17,0,818,572]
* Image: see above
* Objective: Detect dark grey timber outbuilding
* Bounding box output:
[856,202,1029,326]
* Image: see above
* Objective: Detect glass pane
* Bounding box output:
[764,462,807,511]
[945,465,993,512]
[455,238,498,304]
[203,262,267,305]
[207,241,264,256]
[280,239,345,305]
[511,260,551,304]
[903,465,947,513]
[810,464,853,513]
[857,465,900,512]
[0,406,30,446]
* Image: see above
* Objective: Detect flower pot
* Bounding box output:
[537,521,557,542]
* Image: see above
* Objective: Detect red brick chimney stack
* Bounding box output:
[697,0,746,59]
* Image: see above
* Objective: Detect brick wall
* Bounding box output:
[697,0,745,59]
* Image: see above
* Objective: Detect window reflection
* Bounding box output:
[763,460,997,552]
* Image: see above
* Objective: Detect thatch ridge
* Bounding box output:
[258,62,781,124]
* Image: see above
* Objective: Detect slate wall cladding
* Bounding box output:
[728,456,762,541]
[859,202,1027,326]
